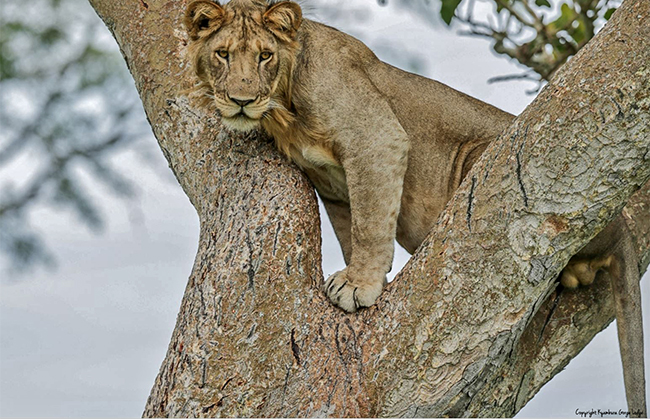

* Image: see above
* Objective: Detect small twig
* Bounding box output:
[487,72,540,83]
[465,0,476,22]
[0,131,128,217]
[458,29,495,39]
[494,0,535,28]
[521,0,545,30]
[0,91,62,166]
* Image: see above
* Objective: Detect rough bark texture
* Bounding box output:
[87,0,650,417]
[475,182,650,417]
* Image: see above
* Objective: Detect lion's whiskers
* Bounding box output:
[267,99,286,111]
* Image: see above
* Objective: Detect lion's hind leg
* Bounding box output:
[560,256,612,289]
[560,221,646,418]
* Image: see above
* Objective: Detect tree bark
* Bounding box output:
[87,0,650,417]
[466,181,650,416]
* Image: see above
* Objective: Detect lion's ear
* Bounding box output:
[263,1,302,41]
[185,0,226,41]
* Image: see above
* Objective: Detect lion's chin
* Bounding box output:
[221,115,261,132]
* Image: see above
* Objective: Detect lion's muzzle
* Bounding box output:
[216,95,272,132]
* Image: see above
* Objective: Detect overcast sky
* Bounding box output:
[1,0,648,418]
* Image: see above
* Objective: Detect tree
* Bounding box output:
[87,0,649,416]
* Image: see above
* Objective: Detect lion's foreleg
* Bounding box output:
[323,128,409,313]
[322,198,353,265]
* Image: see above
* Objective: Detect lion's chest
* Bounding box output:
[290,145,349,203]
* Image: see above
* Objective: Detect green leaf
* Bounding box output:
[535,0,551,7]
[440,0,463,25]
[570,18,587,44]
[0,51,17,79]
[39,27,64,45]
[604,8,616,20]
[576,0,593,9]
[548,3,578,32]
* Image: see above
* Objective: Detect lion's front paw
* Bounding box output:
[323,268,385,313]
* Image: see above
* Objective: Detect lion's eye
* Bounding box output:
[260,51,273,61]
[216,50,229,59]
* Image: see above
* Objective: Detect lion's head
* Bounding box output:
[184,0,302,132]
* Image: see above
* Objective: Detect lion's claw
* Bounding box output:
[323,268,384,312]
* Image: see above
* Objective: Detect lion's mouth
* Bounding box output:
[221,113,261,132]
[214,97,272,132]
[220,105,264,119]
[232,107,263,123]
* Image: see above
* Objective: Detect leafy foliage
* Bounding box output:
[381,0,622,88]
[0,0,148,274]
[441,0,463,23]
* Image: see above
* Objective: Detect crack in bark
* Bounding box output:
[467,175,477,232]
[245,229,255,290]
[610,96,625,120]
[198,280,207,317]
[247,324,257,340]
[202,403,216,413]
[285,257,292,275]
[516,147,529,208]
[272,221,281,256]
[483,133,507,183]
[166,97,204,122]
[537,287,563,344]
[515,127,529,208]
[334,323,343,358]
[214,295,222,325]
[220,376,234,391]
[290,328,301,365]
[326,378,339,410]
[199,359,207,388]
[280,364,291,411]
[513,369,531,413]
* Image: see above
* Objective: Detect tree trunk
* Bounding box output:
[88,0,650,417]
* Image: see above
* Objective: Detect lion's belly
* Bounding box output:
[304,165,349,202]
[396,201,439,254]
[396,152,456,254]
[291,145,349,203]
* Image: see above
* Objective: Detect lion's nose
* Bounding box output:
[229,97,255,107]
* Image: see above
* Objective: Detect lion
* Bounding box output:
[183,0,645,415]
[184,0,514,310]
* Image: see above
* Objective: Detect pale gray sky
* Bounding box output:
[0,0,648,418]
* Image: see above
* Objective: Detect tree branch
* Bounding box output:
[371,2,650,414]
